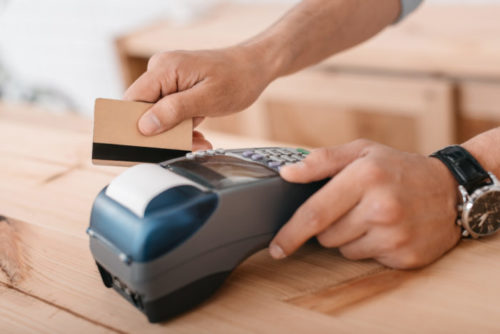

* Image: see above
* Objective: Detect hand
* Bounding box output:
[269,139,462,269]
[124,47,273,136]
[192,129,212,152]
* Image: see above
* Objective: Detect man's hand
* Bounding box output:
[124,47,273,136]
[122,0,401,142]
[269,140,462,269]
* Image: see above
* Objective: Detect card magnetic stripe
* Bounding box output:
[92,143,189,163]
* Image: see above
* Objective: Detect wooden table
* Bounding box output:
[116,3,500,154]
[2,103,500,333]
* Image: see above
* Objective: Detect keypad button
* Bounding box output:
[206,150,216,156]
[216,148,225,154]
[277,149,293,156]
[186,152,195,159]
[251,153,265,161]
[291,154,304,160]
[281,155,296,162]
[242,150,254,158]
[296,148,310,155]
[268,161,283,168]
[195,151,206,157]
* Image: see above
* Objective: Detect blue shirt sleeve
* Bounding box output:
[396,0,423,23]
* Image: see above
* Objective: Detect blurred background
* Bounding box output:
[1,0,500,153]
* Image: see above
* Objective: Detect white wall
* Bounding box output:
[0,0,498,116]
[0,0,217,115]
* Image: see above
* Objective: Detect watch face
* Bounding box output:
[467,190,500,236]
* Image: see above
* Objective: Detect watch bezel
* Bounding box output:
[461,173,500,238]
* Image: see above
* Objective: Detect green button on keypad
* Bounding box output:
[296,148,310,155]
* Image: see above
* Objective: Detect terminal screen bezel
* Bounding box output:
[168,155,277,189]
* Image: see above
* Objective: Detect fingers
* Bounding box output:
[123,72,163,103]
[269,160,365,259]
[280,139,373,184]
[193,117,205,129]
[315,200,371,249]
[124,66,206,136]
[338,232,379,261]
[137,85,206,135]
[192,130,213,151]
[338,227,414,264]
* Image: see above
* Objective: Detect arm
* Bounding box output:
[269,128,500,269]
[463,128,500,177]
[240,0,401,79]
[124,0,402,135]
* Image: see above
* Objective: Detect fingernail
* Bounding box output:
[280,161,305,172]
[269,243,286,260]
[138,112,161,135]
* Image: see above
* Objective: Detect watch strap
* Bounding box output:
[430,145,490,193]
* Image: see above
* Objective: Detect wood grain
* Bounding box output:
[0,216,27,284]
[3,103,500,332]
[287,268,414,315]
[263,71,454,154]
[0,285,115,334]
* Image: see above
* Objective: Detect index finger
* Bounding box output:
[123,71,164,103]
[269,160,365,259]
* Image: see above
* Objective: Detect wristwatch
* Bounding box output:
[431,145,500,238]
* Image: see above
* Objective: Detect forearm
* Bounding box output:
[462,127,500,177]
[239,0,400,81]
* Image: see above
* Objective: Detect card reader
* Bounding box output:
[87,147,325,322]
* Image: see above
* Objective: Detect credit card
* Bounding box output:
[92,98,192,166]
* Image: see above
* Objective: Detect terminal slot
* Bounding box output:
[112,275,144,310]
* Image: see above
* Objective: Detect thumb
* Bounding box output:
[138,85,205,135]
[280,139,373,183]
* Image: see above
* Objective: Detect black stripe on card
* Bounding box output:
[92,143,189,163]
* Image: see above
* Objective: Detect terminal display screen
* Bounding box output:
[169,155,276,188]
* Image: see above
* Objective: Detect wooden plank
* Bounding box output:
[264,71,445,116]
[0,285,115,334]
[263,71,455,154]
[0,102,89,133]
[265,100,417,152]
[0,215,378,333]
[0,107,371,332]
[116,4,500,80]
[305,238,500,332]
[460,81,500,120]
[0,155,69,187]
[0,120,89,166]
[5,106,500,333]
[117,4,290,59]
[4,211,500,333]
[197,100,275,141]
[457,117,500,143]
[0,165,116,237]
[287,268,413,315]
[456,81,500,142]
[0,216,169,334]
[328,5,500,80]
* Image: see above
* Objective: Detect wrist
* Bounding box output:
[428,155,460,205]
[237,33,291,84]
[427,155,462,239]
[460,127,500,178]
[462,135,499,177]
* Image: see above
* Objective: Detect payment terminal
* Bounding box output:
[87,147,325,322]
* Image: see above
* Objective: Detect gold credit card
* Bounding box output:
[92,98,192,166]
